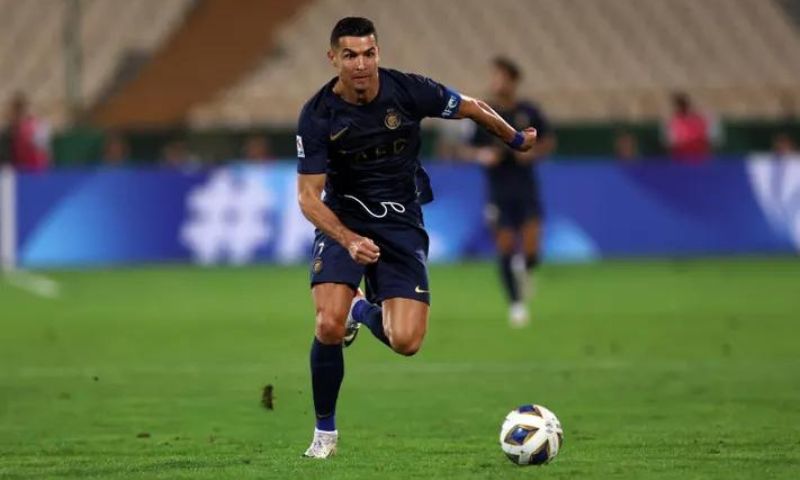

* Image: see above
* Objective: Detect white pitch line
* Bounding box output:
[3,270,61,299]
[1,164,16,272]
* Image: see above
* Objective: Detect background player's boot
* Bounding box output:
[509,301,530,328]
[343,288,365,347]
[303,428,338,458]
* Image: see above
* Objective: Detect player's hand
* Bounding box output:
[515,127,538,152]
[347,236,380,265]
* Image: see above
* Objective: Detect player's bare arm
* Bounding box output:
[457,94,537,152]
[297,173,380,265]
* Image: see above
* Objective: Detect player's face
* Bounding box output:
[329,35,380,93]
[489,67,516,99]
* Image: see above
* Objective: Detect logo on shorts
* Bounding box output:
[384,109,401,130]
[312,258,323,274]
[414,285,429,294]
[296,135,305,158]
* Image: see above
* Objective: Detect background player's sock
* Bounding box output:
[352,300,392,348]
[310,337,344,432]
[499,254,521,303]
[525,254,539,299]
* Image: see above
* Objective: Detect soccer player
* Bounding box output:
[461,57,555,328]
[296,18,537,458]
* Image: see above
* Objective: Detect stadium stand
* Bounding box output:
[2,0,799,129]
[0,0,193,128]
[189,0,800,126]
[92,0,311,129]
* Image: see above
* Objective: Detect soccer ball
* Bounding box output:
[499,404,563,465]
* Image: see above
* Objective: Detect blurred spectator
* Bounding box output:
[771,132,797,157]
[161,140,200,171]
[5,93,51,172]
[614,130,640,162]
[102,134,131,166]
[663,92,713,164]
[242,135,275,162]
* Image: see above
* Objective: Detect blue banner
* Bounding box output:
[12,157,800,268]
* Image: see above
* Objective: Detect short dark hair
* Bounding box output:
[492,56,521,82]
[330,17,377,48]
[672,92,691,112]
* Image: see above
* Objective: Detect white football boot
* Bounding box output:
[303,428,338,459]
[509,301,530,328]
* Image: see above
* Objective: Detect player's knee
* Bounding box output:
[315,308,347,344]
[495,232,516,254]
[391,334,423,357]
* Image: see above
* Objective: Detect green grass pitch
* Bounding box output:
[1,258,799,479]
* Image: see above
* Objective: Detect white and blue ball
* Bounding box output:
[499,404,563,465]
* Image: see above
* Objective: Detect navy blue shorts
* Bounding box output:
[309,221,431,305]
[485,195,543,229]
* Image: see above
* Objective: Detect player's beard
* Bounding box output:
[350,74,376,100]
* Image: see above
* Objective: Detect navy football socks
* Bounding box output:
[352,299,392,348]
[310,337,344,432]
[499,254,521,303]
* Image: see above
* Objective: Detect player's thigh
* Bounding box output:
[520,218,542,253]
[489,200,523,254]
[308,231,363,342]
[383,297,429,353]
[309,230,363,290]
[364,224,430,305]
[494,227,517,254]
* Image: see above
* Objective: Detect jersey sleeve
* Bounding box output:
[296,104,329,174]
[402,73,462,120]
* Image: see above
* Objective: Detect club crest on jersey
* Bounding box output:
[384,109,401,130]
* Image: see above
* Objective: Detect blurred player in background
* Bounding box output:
[4,93,51,172]
[296,18,537,458]
[460,57,554,327]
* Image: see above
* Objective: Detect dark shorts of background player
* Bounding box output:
[485,194,544,230]
[309,220,431,305]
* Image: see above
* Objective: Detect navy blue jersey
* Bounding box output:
[297,68,461,224]
[471,101,550,200]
